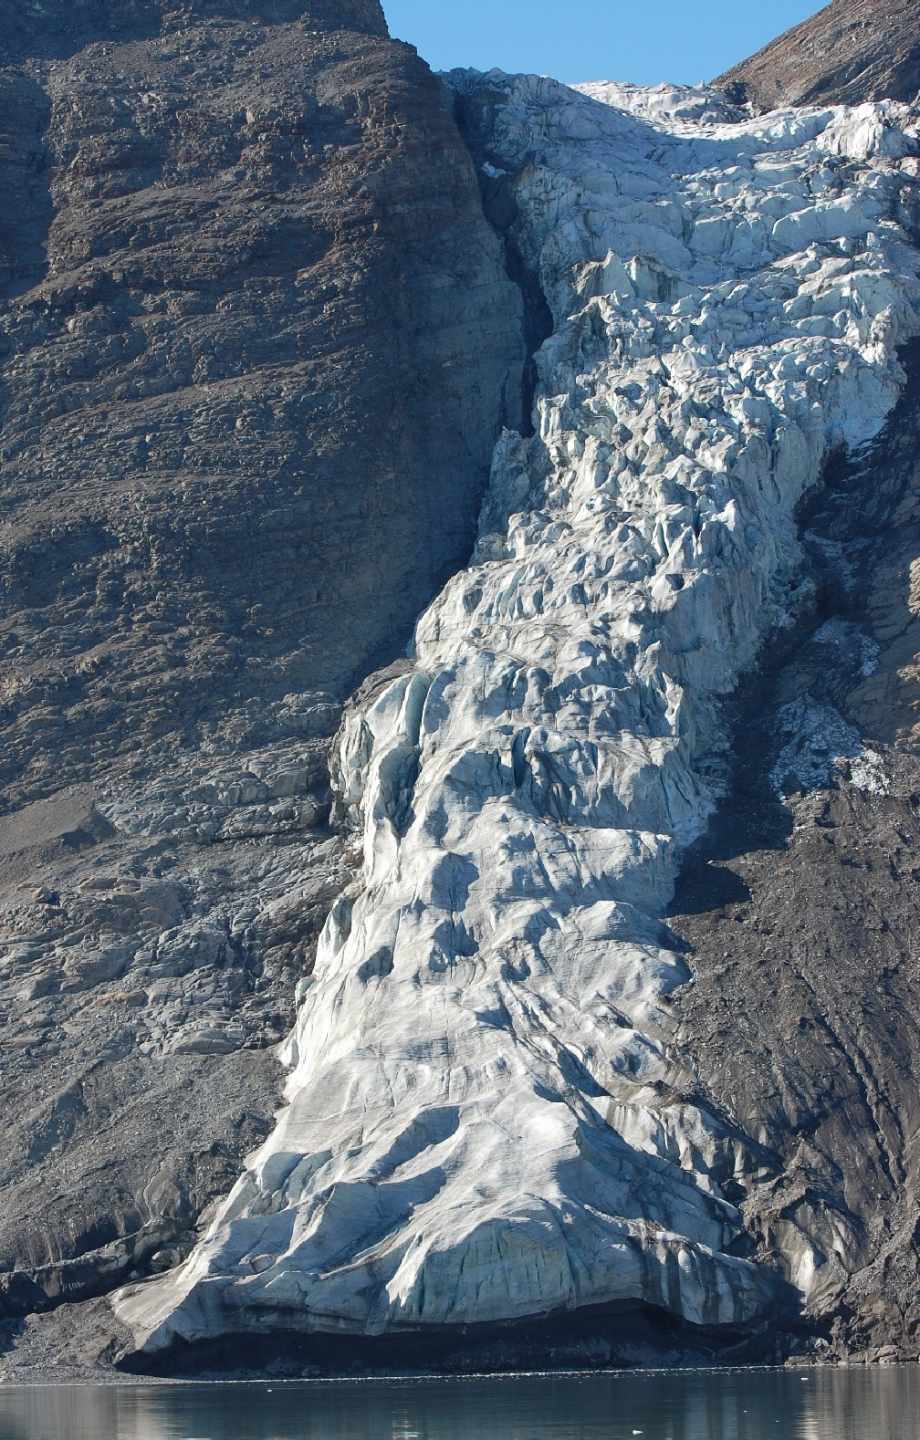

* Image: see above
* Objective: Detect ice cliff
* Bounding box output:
[115,76,920,1353]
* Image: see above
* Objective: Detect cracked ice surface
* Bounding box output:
[116,77,920,1351]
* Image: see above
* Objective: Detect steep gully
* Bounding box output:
[109,77,920,1370]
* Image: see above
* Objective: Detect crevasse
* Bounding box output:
[115,76,920,1351]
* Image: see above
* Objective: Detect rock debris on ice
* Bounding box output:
[115,75,920,1352]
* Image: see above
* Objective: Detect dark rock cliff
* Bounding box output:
[0,0,523,1357]
[715,0,920,110]
[0,0,522,808]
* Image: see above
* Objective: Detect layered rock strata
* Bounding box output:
[0,0,523,1321]
[113,78,920,1359]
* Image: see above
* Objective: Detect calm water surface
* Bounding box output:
[0,1367,918,1440]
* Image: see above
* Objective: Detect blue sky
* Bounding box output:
[382,2,823,87]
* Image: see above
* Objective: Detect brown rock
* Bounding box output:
[715,0,920,110]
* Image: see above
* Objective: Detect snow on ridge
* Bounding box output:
[115,80,920,1352]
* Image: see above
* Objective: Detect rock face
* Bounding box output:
[669,335,920,1362]
[111,77,920,1366]
[0,0,524,1330]
[715,0,920,111]
[0,0,524,811]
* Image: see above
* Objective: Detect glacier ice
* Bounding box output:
[115,76,920,1352]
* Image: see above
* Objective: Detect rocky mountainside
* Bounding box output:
[715,0,920,110]
[3,0,920,1384]
[0,0,523,1344]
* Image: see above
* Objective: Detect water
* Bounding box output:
[0,1367,918,1440]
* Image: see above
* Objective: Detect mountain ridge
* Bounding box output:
[715,0,920,110]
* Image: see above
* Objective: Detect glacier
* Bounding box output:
[114,76,920,1353]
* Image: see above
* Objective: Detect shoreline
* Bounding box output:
[3,1358,918,1389]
